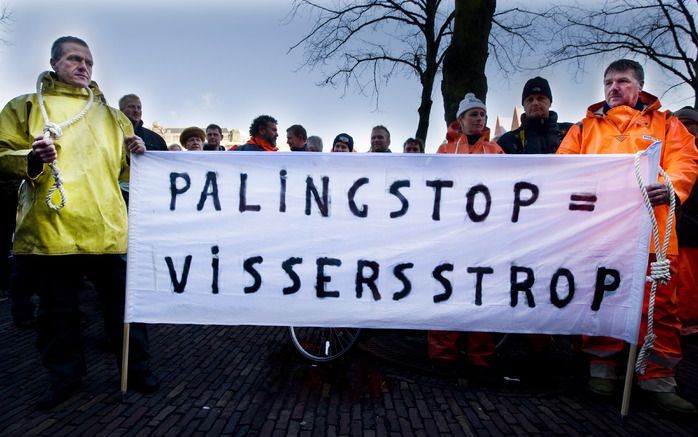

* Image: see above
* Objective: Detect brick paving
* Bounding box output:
[1,292,697,436]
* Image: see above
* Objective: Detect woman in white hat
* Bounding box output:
[430,92,501,372]
[437,93,503,154]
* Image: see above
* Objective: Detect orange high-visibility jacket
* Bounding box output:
[437,122,504,155]
[558,91,698,255]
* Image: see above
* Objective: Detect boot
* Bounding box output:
[646,391,697,414]
[587,377,616,396]
[36,379,82,410]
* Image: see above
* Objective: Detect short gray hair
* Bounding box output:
[51,36,89,60]
[118,94,140,110]
[307,135,323,152]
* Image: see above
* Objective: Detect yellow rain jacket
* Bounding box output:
[0,72,134,255]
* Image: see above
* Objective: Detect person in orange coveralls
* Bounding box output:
[558,59,698,414]
[429,93,502,375]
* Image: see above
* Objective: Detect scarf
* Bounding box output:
[247,135,278,152]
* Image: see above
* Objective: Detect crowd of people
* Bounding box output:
[1,36,697,415]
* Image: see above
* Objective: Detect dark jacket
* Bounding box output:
[679,182,698,247]
[291,143,309,152]
[234,143,266,151]
[497,111,572,154]
[133,121,167,151]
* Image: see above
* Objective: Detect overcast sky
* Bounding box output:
[0,0,693,152]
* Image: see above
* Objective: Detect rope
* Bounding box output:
[632,151,676,374]
[36,73,94,211]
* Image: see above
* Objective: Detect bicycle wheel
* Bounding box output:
[289,327,362,362]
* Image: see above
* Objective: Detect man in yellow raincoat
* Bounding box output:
[0,36,158,410]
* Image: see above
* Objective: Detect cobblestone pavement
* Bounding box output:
[1,293,697,436]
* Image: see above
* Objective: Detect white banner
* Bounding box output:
[126,146,660,344]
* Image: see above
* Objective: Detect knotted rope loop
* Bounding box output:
[647,258,671,285]
[45,161,66,211]
[42,122,63,140]
[632,151,676,375]
[35,73,94,211]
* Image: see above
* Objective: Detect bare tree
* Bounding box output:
[289,0,455,142]
[545,0,698,107]
[0,4,12,45]
[440,0,493,125]
[289,1,548,141]
[440,1,546,123]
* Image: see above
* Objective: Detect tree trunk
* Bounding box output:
[441,0,495,126]
[414,0,441,144]
[416,68,437,142]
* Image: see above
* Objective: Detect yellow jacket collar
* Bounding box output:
[39,71,104,101]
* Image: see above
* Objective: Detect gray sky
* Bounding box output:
[0,0,692,152]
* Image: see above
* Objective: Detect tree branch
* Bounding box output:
[542,0,697,100]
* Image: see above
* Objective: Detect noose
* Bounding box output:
[36,72,94,211]
[632,149,676,375]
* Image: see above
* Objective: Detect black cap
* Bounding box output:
[522,76,552,105]
[333,133,354,151]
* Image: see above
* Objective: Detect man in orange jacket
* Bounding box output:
[558,59,698,414]
[233,115,279,152]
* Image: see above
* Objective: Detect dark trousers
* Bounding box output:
[19,254,151,385]
[0,182,18,292]
[8,255,37,323]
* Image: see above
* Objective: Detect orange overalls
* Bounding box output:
[557,92,698,387]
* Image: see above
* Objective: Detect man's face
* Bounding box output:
[370,128,390,152]
[333,142,350,152]
[604,69,642,109]
[523,94,551,119]
[185,136,203,151]
[260,122,278,146]
[207,129,223,147]
[50,42,93,88]
[120,97,142,124]
[286,132,305,150]
[403,142,422,153]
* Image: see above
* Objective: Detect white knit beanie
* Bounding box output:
[457,93,486,118]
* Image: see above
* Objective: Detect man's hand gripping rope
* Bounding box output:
[41,124,67,211]
[35,72,94,211]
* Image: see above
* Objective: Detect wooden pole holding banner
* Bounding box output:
[621,343,639,422]
[120,323,130,400]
